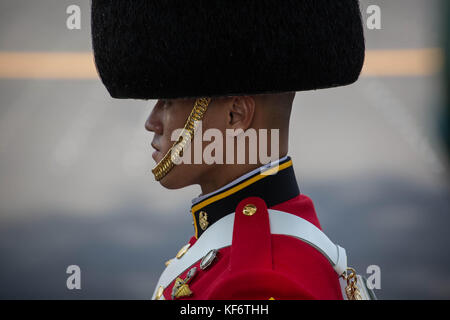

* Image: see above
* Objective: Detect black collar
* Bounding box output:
[191,157,300,238]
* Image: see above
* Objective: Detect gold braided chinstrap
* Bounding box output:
[151,97,211,181]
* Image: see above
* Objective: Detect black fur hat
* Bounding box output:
[91,0,365,100]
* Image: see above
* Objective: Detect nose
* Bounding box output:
[145,100,163,134]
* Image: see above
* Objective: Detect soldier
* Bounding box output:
[91,0,374,300]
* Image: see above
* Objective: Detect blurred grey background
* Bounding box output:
[0,0,449,299]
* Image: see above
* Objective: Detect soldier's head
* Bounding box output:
[91,0,365,192]
[144,92,296,191]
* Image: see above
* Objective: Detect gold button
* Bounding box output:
[176,243,191,259]
[155,286,164,300]
[242,204,257,216]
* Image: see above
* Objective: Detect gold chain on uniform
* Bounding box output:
[151,97,211,181]
[342,267,362,300]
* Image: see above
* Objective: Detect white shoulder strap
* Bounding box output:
[152,209,347,299]
[268,209,348,275]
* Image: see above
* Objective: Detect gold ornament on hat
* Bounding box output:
[151,97,211,181]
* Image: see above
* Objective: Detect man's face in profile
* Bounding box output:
[146,98,195,164]
[145,97,231,190]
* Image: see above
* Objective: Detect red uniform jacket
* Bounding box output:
[152,157,344,300]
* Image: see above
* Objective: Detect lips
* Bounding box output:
[151,141,162,162]
[152,150,161,162]
[151,142,160,152]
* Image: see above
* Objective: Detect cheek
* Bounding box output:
[203,108,227,133]
[161,108,189,144]
[159,161,200,189]
[163,114,177,141]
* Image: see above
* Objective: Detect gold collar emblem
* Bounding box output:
[199,211,209,230]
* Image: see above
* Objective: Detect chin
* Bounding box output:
[158,166,192,189]
[159,179,186,190]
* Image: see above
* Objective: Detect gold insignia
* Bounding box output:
[174,283,193,299]
[269,297,276,300]
[172,267,197,299]
[176,243,191,259]
[199,211,209,230]
[242,204,257,216]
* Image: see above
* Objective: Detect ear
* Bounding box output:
[227,96,256,131]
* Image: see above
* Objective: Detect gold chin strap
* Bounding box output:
[151,97,211,181]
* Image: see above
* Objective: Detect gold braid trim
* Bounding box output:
[151,97,211,181]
